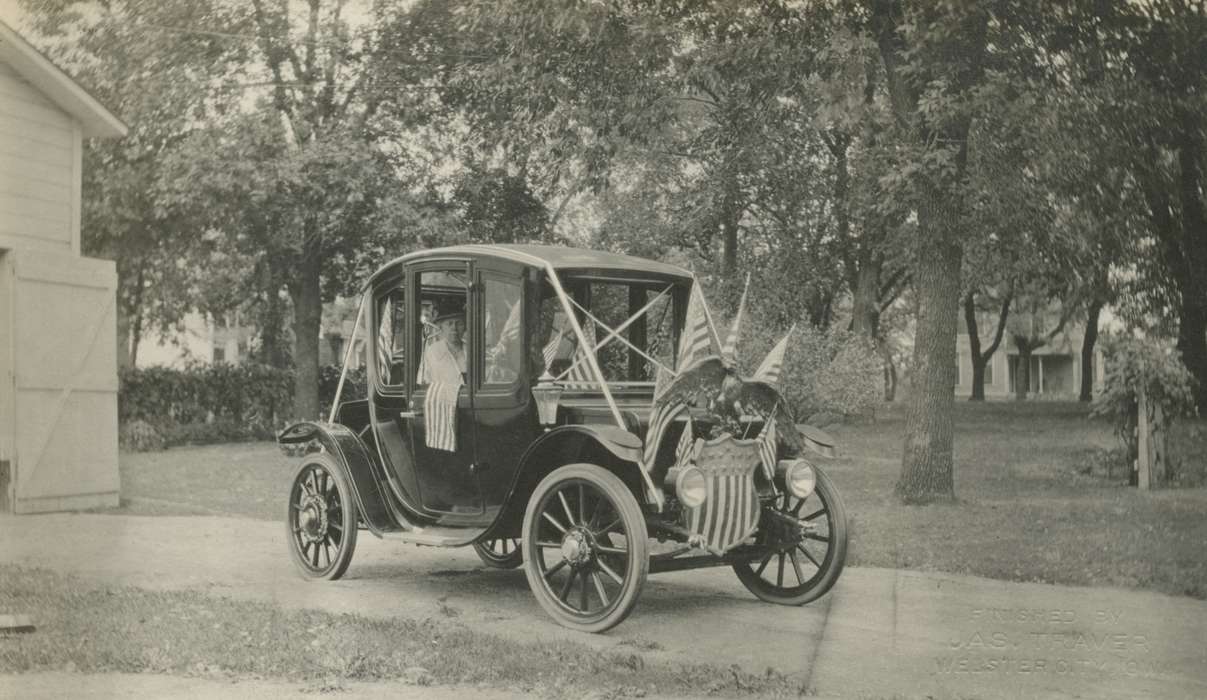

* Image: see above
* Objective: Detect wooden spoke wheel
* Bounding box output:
[733,465,847,605]
[286,454,358,581]
[474,538,523,569]
[522,464,648,633]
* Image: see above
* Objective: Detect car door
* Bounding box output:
[403,261,484,516]
[367,272,426,512]
[471,263,540,511]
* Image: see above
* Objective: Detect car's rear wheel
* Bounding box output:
[733,464,847,605]
[474,538,523,569]
[286,454,358,580]
[521,464,648,633]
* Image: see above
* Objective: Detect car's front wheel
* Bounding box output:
[733,464,847,605]
[521,464,648,633]
[286,454,358,581]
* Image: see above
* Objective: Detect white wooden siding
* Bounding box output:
[0,251,13,509]
[0,60,76,253]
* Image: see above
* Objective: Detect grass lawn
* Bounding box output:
[115,401,1207,599]
[0,565,800,697]
[828,401,1207,599]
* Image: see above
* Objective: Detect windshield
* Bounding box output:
[538,277,681,388]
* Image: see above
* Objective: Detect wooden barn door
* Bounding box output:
[0,250,12,511]
[11,250,119,513]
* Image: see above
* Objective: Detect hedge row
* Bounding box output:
[119,364,366,450]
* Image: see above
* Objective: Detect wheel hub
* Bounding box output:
[560,529,593,566]
[298,492,329,544]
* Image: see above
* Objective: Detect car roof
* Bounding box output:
[367,243,695,288]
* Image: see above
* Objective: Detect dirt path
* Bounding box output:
[4,512,1207,699]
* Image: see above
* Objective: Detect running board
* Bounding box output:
[380,526,485,547]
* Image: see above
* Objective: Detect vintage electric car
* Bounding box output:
[279,244,847,632]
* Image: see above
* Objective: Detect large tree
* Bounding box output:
[20,0,248,366]
[869,1,993,501]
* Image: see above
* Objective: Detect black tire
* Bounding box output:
[733,465,847,605]
[521,464,648,633]
[286,454,358,580]
[474,538,523,569]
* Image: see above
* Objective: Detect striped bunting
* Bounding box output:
[754,324,795,385]
[424,380,460,452]
[756,416,777,480]
[677,285,715,370]
[721,274,750,364]
[686,470,760,553]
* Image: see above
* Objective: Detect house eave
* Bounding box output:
[0,19,127,139]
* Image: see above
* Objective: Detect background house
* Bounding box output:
[956,317,1107,399]
[0,21,126,512]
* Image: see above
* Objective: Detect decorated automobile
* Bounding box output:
[278,244,847,632]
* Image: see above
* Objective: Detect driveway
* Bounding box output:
[3,512,1206,699]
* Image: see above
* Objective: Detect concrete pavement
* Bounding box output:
[2,512,1206,698]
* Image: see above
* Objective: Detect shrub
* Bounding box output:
[1091,334,1197,449]
[118,419,166,452]
[738,316,882,421]
[319,365,367,418]
[119,363,296,450]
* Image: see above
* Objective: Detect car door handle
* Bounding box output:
[398,411,421,419]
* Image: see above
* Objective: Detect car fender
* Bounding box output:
[486,425,652,538]
[278,421,408,536]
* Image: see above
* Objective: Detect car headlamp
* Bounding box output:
[779,459,817,499]
[675,466,708,508]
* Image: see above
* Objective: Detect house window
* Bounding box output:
[213,347,225,364]
[984,358,994,385]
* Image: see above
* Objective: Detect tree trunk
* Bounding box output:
[969,357,987,401]
[963,291,982,401]
[127,265,147,368]
[852,255,883,339]
[1015,346,1032,401]
[258,259,290,368]
[289,239,323,420]
[896,198,962,503]
[115,299,132,370]
[883,349,898,402]
[1079,299,1102,402]
[719,166,742,279]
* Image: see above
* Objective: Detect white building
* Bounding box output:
[0,20,127,512]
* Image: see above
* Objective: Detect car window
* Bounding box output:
[483,277,522,386]
[415,269,469,387]
[375,287,406,387]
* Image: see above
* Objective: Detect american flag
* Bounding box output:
[561,320,597,389]
[376,299,394,384]
[677,284,716,370]
[489,300,522,363]
[541,313,574,369]
[643,399,687,469]
[424,381,460,452]
[674,416,695,467]
[721,274,750,364]
[756,415,777,480]
[754,324,795,384]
